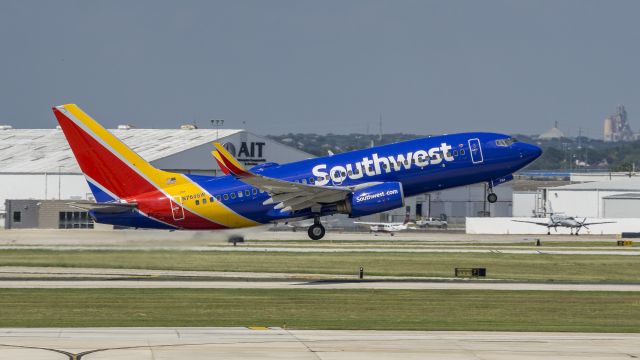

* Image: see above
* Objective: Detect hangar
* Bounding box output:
[0,126,314,228]
[545,178,640,218]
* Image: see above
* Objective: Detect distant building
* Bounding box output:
[603,105,634,142]
[538,121,565,140]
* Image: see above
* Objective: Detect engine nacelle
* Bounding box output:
[338,182,405,218]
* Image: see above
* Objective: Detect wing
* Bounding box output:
[354,222,397,226]
[582,221,616,226]
[512,220,551,227]
[213,143,352,213]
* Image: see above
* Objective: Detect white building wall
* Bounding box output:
[546,189,640,218]
[512,192,537,217]
[0,174,90,211]
[546,190,601,217]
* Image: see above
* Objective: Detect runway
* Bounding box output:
[1,244,638,256]
[1,266,637,291]
[0,279,638,291]
[0,228,628,246]
[0,328,637,360]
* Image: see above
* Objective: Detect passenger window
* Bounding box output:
[230,193,236,199]
[237,191,242,198]
[309,177,315,184]
[348,170,353,176]
[216,195,222,201]
[195,200,200,205]
[301,179,307,184]
[453,150,458,156]
[460,149,465,155]
[341,171,346,177]
[202,198,207,204]
[210,197,214,202]
[252,189,258,195]
[223,194,229,201]
[245,190,251,196]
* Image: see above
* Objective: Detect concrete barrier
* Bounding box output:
[466,217,640,235]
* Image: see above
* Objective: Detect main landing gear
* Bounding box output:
[308,216,326,240]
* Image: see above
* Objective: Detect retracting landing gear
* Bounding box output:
[308,216,325,240]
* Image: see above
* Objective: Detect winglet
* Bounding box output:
[213,142,253,177]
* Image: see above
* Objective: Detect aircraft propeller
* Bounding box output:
[575,217,589,235]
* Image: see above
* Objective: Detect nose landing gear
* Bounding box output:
[308,216,325,240]
[486,183,498,203]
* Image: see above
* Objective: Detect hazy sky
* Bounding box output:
[1,0,639,137]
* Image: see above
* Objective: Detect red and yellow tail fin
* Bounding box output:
[211,150,231,175]
[53,104,172,200]
[212,142,253,177]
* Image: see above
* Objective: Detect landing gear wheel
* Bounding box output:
[308,223,325,240]
[487,193,498,203]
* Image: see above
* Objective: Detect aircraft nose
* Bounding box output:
[518,142,543,161]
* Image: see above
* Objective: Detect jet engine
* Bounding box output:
[337,182,405,217]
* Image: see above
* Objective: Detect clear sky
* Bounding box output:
[1,0,639,137]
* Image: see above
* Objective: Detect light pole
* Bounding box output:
[211,119,224,140]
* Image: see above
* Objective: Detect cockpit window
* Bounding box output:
[495,138,517,147]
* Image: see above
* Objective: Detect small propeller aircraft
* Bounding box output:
[512,213,615,235]
[354,214,413,235]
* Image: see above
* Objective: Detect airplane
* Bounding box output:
[512,214,615,235]
[354,214,412,235]
[53,104,542,240]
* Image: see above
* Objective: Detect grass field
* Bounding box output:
[0,249,638,282]
[0,289,636,332]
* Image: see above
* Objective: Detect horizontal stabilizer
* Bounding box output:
[68,201,137,214]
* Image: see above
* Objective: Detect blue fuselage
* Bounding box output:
[166,132,541,226]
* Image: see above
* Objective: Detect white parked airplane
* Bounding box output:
[512,214,615,235]
[354,214,412,235]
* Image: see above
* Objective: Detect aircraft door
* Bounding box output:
[170,196,185,221]
[468,138,484,164]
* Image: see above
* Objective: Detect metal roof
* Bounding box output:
[548,178,640,191]
[0,128,243,173]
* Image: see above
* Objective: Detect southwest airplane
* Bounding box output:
[53,104,542,240]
